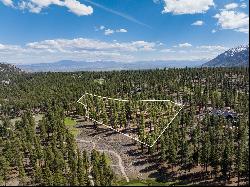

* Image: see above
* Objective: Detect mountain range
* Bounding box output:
[203,45,249,67]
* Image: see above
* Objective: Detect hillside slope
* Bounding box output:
[0,63,24,85]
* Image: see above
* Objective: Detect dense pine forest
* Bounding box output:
[0,66,249,186]
[0,106,114,186]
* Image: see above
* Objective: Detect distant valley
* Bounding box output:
[16,60,205,72]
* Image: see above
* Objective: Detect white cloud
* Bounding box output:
[240,3,247,8]
[175,43,192,47]
[98,26,128,35]
[64,0,93,16]
[0,38,158,64]
[0,0,13,7]
[131,41,156,51]
[94,25,105,32]
[116,28,127,33]
[144,44,229,61]
[0,43,23,52]
[25,38,157,52]
[104,29,115,36]
[236,27,249,33]
[29,0,62,7]
[224,3,238,10]
[1,0,93,16]
[100,25,105,30]
[162,0,215,15]
[0,39,229,64]
[160,48,175,53]
[197,45,228,51]
[214,10,249,33]
[212,29,217,33]
[192,20,204,26]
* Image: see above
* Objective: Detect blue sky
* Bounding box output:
[0,0,249,64]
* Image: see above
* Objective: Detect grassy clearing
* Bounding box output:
[64,117,79,137]
[124,182,146,186]
[117,179,177,186]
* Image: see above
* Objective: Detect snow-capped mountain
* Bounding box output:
[203,45,249,67]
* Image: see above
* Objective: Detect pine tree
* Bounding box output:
[17,153,26,186]
[3,139,16,166]
[236,119,248,186]
[120,105,127,129]
[43,161,53,186]
[191,123,201,166]
[201,132,211,173]
[113,110,119,129]
[45,145,55,169]
[0,117,12,138]
[91,149,101,186]
[160,136,167,162]
[0,156,10,186]
[221,137,233,180]
[34,164,43,185]
[101,106,109,125]
[38,118,47,141]
[77,150,88,186]
[82,150,89,173]
[138,112,146,152]
[53,169,67,186]
[168,134,177,171]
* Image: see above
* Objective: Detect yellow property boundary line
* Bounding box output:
[77,93,183,147]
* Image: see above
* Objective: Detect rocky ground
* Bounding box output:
[75,118,155,182]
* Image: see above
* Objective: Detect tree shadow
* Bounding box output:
[133,159,149,166]
[77,123,94,129]
[72,115,83,120]
[75,119,88,123]
[139,163,161,173]
[104,130,119,137]
[88,128,111,137]
[146,153,160,164]
[179,163,194,173]
[148,166,177,182]
[123,142,137,147]
[126,149,142,157]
